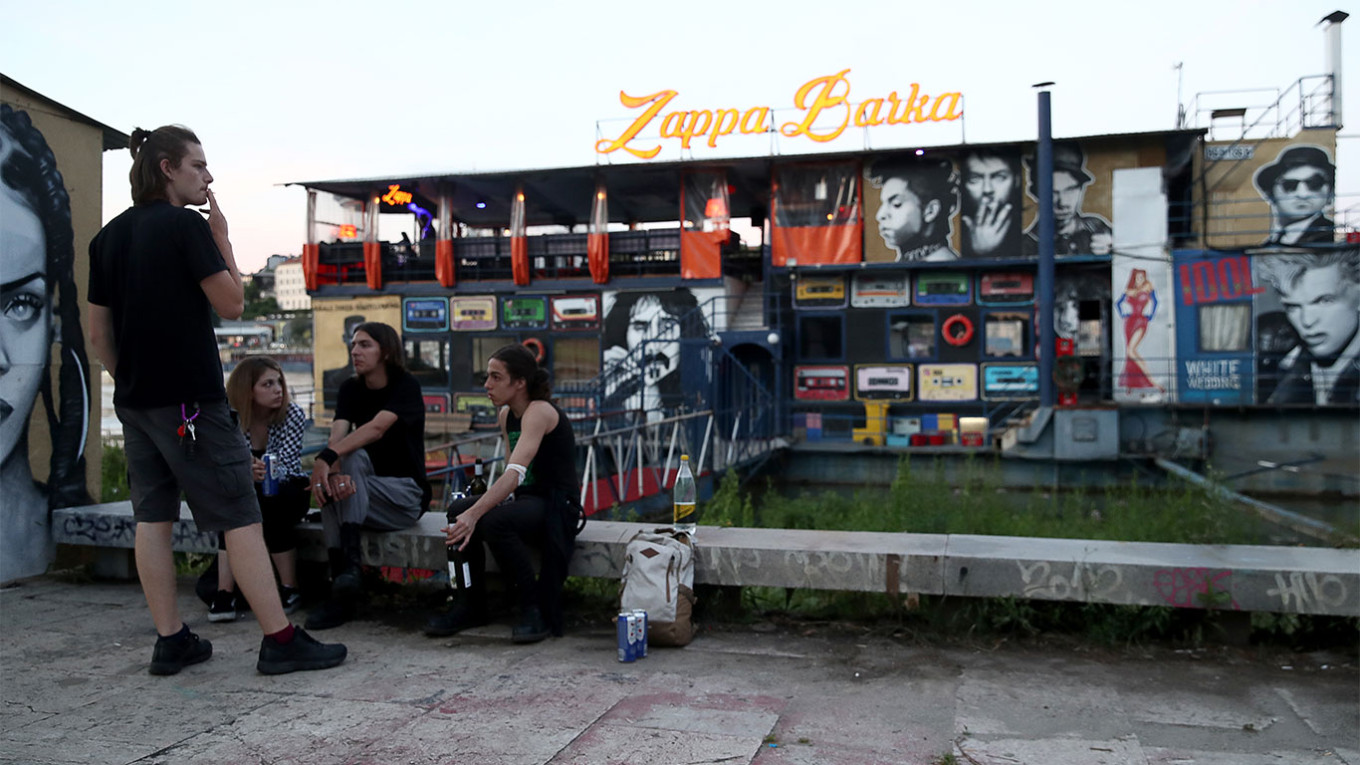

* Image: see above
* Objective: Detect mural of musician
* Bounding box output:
[1115,268,1164,395]
[601,288,714,421]
[1023,142,1112,257]
[1252,145,1335,247]
[866,155,959,262]
[1,105,93,582]
[1255,249,1360,405]
[960,146,1022,259]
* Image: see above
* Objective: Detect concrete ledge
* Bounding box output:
[52,502,1360,617]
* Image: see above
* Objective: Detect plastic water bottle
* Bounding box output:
[673,454,697,537]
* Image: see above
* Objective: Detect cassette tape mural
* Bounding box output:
[601,287,724,419]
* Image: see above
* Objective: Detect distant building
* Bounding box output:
[274,257,311,311]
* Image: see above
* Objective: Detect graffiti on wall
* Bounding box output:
[0,105,93,583]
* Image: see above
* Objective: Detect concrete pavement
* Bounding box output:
[1,575,1356,765]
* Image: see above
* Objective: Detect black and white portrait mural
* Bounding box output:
[1,105,93,582]
[865,155,959,262]
[1254,249,1360,405]
[1251,145,1336,247]
[959,146,1022,259]
[601,288,721,421]
[1023,142,1113,257]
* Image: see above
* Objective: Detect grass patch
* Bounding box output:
[704,455,1268,546]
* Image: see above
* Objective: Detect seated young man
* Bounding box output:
[306,322,430,629]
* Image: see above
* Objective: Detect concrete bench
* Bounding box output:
[52,502,1360,617]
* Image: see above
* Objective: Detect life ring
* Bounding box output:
[522,337,546,362]
[942,314,974,347]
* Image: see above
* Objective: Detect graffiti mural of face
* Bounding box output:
[1271,165,1331,223]
[963,155,1014,210]
[1056,297,1080,340]
[1277,264,1360,359]
[0,182,53,467]
[875,176,925,253]
[627,294,681,383]
[1053,170,1086,228]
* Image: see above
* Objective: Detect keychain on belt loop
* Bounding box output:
[179,403,200,460]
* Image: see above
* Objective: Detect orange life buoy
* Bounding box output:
[942,314,974,347]
[522,337,546,362]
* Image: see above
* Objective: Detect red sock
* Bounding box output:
[267,624,295,644]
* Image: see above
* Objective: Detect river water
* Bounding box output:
[99,369,316,442]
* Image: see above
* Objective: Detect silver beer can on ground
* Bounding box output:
[616,611,636,662]
[630,609,648,657]
[261,453,279,496]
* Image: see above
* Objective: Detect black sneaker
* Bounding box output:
[303,598,354,631]
[511,606,550,645]
[208,590,237,623]
[149,628,213,675]
[424,602,489,637]
[279,586,302,615]
[256,627,347,675]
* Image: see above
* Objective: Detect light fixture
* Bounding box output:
[475,198,487,210]
[814,178,828,201]
[914,149,925,156]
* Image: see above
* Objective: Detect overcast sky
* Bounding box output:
[2,0,1354,273]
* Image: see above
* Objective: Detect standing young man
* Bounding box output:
[305,321,428,630]
[88,125,346,675]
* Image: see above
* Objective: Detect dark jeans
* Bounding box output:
[449,493,548,611]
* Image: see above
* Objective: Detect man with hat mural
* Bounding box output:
[1022,142,1113,257]
[1253,145,1335,246]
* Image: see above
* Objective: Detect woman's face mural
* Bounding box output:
[0,132,53,466]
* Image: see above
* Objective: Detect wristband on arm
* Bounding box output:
[317,448,339,466]
[505,463,527,486]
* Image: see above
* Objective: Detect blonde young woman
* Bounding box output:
[211,357,311,620]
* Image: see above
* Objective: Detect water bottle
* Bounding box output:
[673,454,697,537]
[468,458,487,496]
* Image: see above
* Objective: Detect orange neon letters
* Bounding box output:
[595,71,962,159]
[381,184,413,206]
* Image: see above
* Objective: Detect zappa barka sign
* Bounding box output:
[595,69,963,159]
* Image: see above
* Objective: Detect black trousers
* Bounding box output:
[448,493,549,612]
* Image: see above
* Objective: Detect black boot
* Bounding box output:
[333,524,364,597]
[512,605,550,644]
[424,595,490,637]
[304,548,356,631]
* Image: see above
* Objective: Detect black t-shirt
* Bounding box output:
[335,368,430,510]
[506,402,578,500]
[88,201,228,407]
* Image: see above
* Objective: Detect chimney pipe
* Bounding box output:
[1321,10,1348,129]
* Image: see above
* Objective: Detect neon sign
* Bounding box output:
[596,69,962,160]
[381,184,413,206]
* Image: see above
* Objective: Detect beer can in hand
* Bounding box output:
[262,453,279,496]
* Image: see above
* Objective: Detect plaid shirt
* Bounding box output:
[242,402,308,480]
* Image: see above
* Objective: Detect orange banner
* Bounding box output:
[435,239,455,287]
[302,243,319,291]
[511,237,529,286]
[363,241,382,290]
[770,222,863,266]
[588,232,609,283]
[680,229,723,279]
